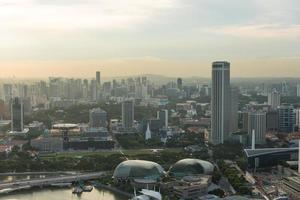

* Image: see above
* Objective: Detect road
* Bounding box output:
[0,171,76,176]
[0,172,105,190]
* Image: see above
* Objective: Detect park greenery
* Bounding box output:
[0,148,207,173]
[115,132,206,150]
[115,133,163,149]
[217,160,252,195]
[212,142,244,160]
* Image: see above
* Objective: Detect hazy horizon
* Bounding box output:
[1,0,299,78]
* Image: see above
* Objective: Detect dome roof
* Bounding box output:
[168,159,214,178]
[113,160,165,180]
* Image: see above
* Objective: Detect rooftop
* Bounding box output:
[244,148,298,157]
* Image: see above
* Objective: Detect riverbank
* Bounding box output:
[95,183,133,198]
[0,187,127,200]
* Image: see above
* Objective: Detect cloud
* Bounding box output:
[206,24,300,38]
[0,0,178,31]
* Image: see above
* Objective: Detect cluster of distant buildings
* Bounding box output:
[210,61,300,147]
[29,107,114,152]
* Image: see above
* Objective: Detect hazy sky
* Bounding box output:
[0,0,299,78]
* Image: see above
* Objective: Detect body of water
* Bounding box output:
[0,188,127,200]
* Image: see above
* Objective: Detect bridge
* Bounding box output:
[0,172,106,191]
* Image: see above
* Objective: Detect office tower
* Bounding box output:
[95,71,101,100]
[3,84,13,104]
[157,109,168,129]
[266,110,279,132]
[90,80,97,101]
[11,97,24,132]
[299,140,300,173]
[229,87,239,133]
[268,89,280,110]
[122,100,134,129]
[82,79,89,99]
[103,82,112,94]
[177,78,183,90]
[248,112,267,145]
[142,77,147,86]
[135,84,148,99]
[200,85,210,97]
[297,84,300,97]
[96,71,101,86]
[89,108,107,128]
[281,81,288,96]
[211,61,231,144]
[278,104,295,133]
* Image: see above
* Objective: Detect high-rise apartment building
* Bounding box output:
[266,110,279,132]
[122,100,134,129]
[96,71,101,86]
[268,89,281,110]
[157,109,168,129]
[248,112,267,145]
[177,78,183,90]
[89,108,107,128]
[11,97,24,132]
[297,84,300,97]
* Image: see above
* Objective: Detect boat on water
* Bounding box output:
[81,185,93,192]
[50,183,72,188]
[0,185,31,194]
[72,187,83,194]
[0,188,16,194]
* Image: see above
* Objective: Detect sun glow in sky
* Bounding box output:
[0,0,299,78]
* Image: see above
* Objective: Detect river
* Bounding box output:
[0,188,127,200]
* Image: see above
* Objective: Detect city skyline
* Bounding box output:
[0,0,299,78]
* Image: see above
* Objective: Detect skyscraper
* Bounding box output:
[266,110,279,132]
[268,89,280,110]
[278,104,295,133]
[177,78,183,90]
[297,84,300,97]
[248,112,267,145]
[96,71,101,100]
[211,61,231,144]
[11,97,24,132]
[122,100,134,129]
[96,71,101,86]
[295,108,300,130]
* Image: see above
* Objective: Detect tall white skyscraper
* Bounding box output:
[268,89,280,110]
[211,61,231,144]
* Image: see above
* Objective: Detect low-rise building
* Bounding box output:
[31,136,63,152]
[281,176,300,199]
[173,176,211,199]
